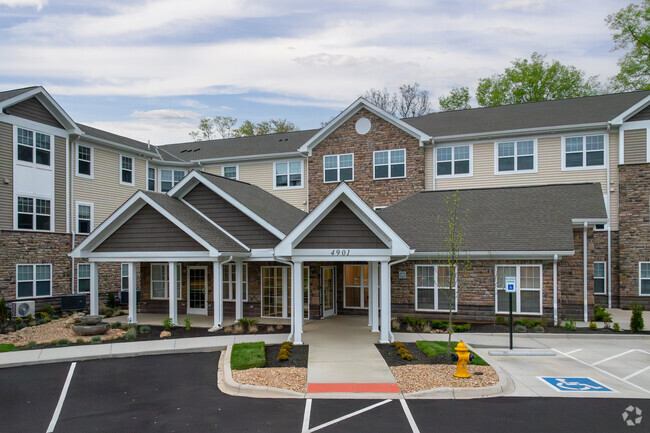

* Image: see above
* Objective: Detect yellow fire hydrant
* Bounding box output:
[451,341,474,378]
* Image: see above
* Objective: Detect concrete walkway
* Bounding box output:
[302,315,396,386]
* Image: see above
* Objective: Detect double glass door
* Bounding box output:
[187,266,207,315]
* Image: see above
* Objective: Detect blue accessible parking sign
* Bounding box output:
[539,377,614,392]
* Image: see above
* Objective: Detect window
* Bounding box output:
[76,202,93,234]
[17,128,51,166]
[324,154,354,182]
[77,145,92,177]
[496,265,542,314]
[497,140,535,173]
[78,263,90,293]
[222,263,249,301]
[150,263,182,299]
[17,196,50,231]
[121,264,129,291]
[639,262,650,296]
[374,149,405,179]
[120,156,133,185]
[564,135,605,169]
[222,166,238,180]
[594,262,606,295]
[415,265,457,311]
[436,145,470,177]
[344,265,369,308]
[274,161,303,188]
[160,169,185,192]
[147,167,156,191]
[16,264,51,298]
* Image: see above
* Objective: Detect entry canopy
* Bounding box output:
[275,182,411,259]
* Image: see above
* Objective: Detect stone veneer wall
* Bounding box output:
[308,108,425,210]
[592,230,620,308]
[618,163,650,309]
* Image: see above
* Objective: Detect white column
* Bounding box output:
[89,262,99,316]
[367,263,373,327]
[292,261,304,344]
[211,261,223,331]
[127,262,137,324]
[168,262,178,326]
[583,222,588,323]
[371,262,379,333]
[379,260,391,343]
[235,260,244,320]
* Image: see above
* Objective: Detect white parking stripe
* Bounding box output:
[564,349,582,356]
[400,399,420,433]
[591,349,636,366]
[46,362,76,433]
[307,399,392,433]
[623,366,650,381]
[302,399,312,433]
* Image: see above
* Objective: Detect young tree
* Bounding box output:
[189,116,237,141]
[361,82,432,117]
[438,87,471,111]
[606,0,650,91]
[361,88,396,114]
[476,52,601,106]
[189,117,217,141]
[232,118,299,137]
[438,190,469,353]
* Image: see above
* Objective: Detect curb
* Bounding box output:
[463,332,650,339]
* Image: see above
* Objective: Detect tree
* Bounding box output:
[437,190,469,354]
[361,82,432,117]
[606,0,650,91]
[361,88,396,114]
[476,52,601,107]
[189,116,237,141]
[232,118,299,137]
[438,87,471,111]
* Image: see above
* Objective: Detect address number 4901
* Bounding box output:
[330,249,351,256]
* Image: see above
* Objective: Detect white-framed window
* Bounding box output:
[374,149,406,179]
[77,263,90,293]
[563,135,605,169]
[147,167,156,191]
[120,155,134,185]
[16,264,51,298]
[496,140,536,173]
[76,144,93,177]
[16,127,52,167]
[76,202,93,234]
[222,165,238,180]
[121,263,129,291]
[415,264,457,311]
[274,160,303,189]
[639,262,650,296]
[495,265,543,315]
[594,262,606,295]
[17,196,51,231]
[222,263,248,301]
[324,153,354,183]
[160,169,185,192]
[344,265,369,309]
[436,145,471,177]
[150,263,182,299]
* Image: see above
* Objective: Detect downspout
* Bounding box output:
[583,222,588,323]
[606,125,612,309]
[553,254,558,326]
[431,144,436,191]
[274,257,295,340]
[388,255,409,342]
[219,256,234,326]
[70,137,76,294]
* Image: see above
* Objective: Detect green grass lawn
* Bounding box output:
[0,343,16,353]
[416,340,488,366]
[230,342,266,370]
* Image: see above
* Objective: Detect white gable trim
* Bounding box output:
[298,97,431,155]
[275,182,410,257]
[70,191,219,257]
[611,94,650,125]
[169,171,286,239]
[0,87,82,134]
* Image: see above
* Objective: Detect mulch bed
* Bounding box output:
[265,344,309,368]
[375,342,455,367]
[394,322,649,335]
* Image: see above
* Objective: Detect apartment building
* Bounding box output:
[1,86,649,343]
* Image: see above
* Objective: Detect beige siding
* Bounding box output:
[73,145,147,227]
[202,165,222,176]
[424,147,433,190]
[0,122,12,229]
[609,132,620,231]
[54,136,67,232]
[238,161,308,211]
[623,129,647,164]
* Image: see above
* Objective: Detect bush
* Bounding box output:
[111,321,122,329]
[25,314,34,323]
[163,317,174,331]
[404,316,417,327]
[514,324,527,333]
[277,352,289,361]
[41,304,56,316]
[14,317,23,324]
[452,324,471,333]
[50,339,58,345]
[0,296,9,327]
[184,317,192,331]
[56,339,70,347]
[237,318,259,330]
[594,305,612,323]
[231,342,266,370]
[124,331,136,341]
[91,335,101,344]
[495,316,507,326]
[430,320,447,330]
[104,310,113,318]
[630,303,645,333]
[36,318,46,325]
[400,352,413,361]
[516,318,542,328]
[106,292,118,310]
[563,318,576,331]
[27,340,37,348]
[76,337,85,344]
[15,323,27,331]
[589,322,598,330]
[391,317,401,331]
[391,341,406,349]
[613,322,621,332]
[532,325,545,333]
[138,325,151,334]
[281,341,293,351]
[51,315,60,320]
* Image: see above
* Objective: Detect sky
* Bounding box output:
[0,0,632,145]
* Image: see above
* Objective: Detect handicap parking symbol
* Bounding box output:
[539,377,614,392]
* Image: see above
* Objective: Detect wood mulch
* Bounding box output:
[375,343,456,366]
[391,364,498,394]
[265,344,309,368]
[232,367,307,393]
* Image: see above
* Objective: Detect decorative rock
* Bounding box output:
[77,315,103,325]
[160,331,171,338]
[71,322,110,336]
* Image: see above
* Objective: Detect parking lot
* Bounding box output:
[0,352,647,432]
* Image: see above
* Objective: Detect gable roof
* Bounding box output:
[0,86,81,133]
[0,86,38,103]
[379,183,607,255]
[78,123,159,156]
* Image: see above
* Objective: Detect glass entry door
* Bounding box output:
[322,266,336,318]
[187,266,207,315]
[262,267,288,317]
[344,265,369,309]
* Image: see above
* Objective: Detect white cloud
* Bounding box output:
[243,96,351,109]
[0,0,47,10]
[130,109,199,120]
[489,0,547,12]
[85,119,198,145]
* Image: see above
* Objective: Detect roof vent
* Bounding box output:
[193,148,200,152]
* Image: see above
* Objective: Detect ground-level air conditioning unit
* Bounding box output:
[12,300,35,318]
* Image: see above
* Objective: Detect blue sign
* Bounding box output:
[505,276,517,293]
[539,377,613,392]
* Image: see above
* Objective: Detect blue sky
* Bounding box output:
[0,0,632,144]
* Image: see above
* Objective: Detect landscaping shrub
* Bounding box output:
[237,318,259,330]
[594,305,612,323]
[275,324,284,331]
[430,320,448,330]
[589,322,598,330]
[630,303,645,333]
[184,317,192,331]
[25,314,34,323]
[514,324,527,333]
[104,311,113,318]
[391,317,401,331]
[452,324,470,333]
[266,326,274,333]
[56,339,70,347]
[281,341,293,351]
[27,341,37,348]
[416,340,488,366]
[277,351,289,361]
[14,317,23,324]
[124,331,137,341]
[495,316,507,326]
[231,342,266,370]
[422,324,432,333]
[51,315,60,320]
[405,325,414,333]
[563,318,576,331]
[139,325,151,333]
[233,324,244,333]
[106,292,118,310]
[0,343,15,353]
[404,316,417,327]
[516,318,542,328]
[36,319,46,325]
[391,341,406,350]
[76,337,85,344]
[41,305,56,316]
[50,340,58,345]
[15,323,27,331]
[163,317,174,331]
[91,335,101,344]
[248,325,259,333]
[0,296,9,329]
[613,322,621,332]
[532,325,545,333]
[111,321,122,329]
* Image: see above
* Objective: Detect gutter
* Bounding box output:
[188,151,302,164]
[606,124,612,309]
[409,251,573,259]
[79,134,160,158]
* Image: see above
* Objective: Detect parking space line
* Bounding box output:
[564,349,582,356]
[399,399,420,433]
[623,365,650,381]
[302,399,312,433]
[591,349,636,366]
[306,399,392,433]
[46,362,76,433]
